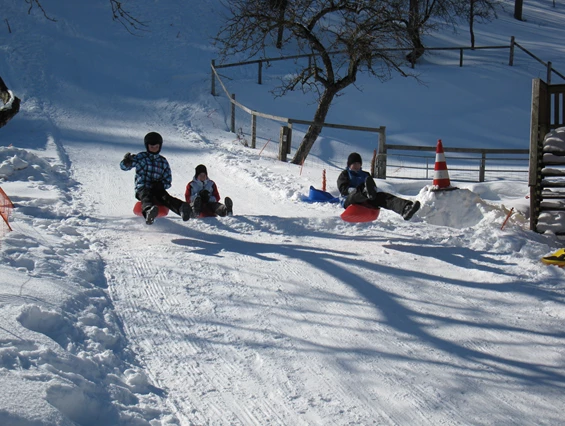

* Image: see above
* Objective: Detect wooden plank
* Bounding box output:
[542,170,565,177]
[542,181,565,188]
[553,92,560,127]
[288,118,384,132]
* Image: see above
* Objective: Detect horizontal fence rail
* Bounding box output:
[210,36,563,180]
[210,64,386,158]
[376,144,530,182]
[212,36,564,97]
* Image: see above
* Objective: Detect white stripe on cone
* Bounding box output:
[433,139,452,188]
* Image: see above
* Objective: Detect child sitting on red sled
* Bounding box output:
[120,132,192,225]
[337,152,420,221]
[185,164,233,217]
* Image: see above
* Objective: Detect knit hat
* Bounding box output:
[194,164,208,178]
[144,132,163,154]
[347,152,362,167]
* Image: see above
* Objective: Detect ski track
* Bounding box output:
[95,193,565,425]
[66,112,565,425]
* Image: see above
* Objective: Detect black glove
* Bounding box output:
[122,153,134,167]
[199,189,210,203]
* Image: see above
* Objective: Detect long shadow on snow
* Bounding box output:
[157,215,565,388]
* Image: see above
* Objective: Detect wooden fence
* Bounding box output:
[375,143,529,182]
[210,64,386,161]
[212,36,565,97]
[529,79,565,234]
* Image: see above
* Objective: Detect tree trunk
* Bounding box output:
[406,0,425,64]
[275,4,286,49]
[273,0,287,49]
[469,0,475,49]
[514,0,524,21]
[291,87,337,165]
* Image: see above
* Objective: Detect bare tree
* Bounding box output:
[22,0,148,34]
[0,77,21,129]
[269,0,288,48]
[392,0,500,63]
[215,0,417,165]
[466,0,499,48]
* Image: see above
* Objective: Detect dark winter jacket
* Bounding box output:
[120,151,172,192]
[337,168,371,196]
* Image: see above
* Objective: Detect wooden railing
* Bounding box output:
[212,36,565,97]
[375,143,529,182]
[529,79,565,234]
[210,64,386,161]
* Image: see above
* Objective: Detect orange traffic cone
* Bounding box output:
[432,139,455,190]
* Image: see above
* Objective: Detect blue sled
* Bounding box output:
[305,186,340,203]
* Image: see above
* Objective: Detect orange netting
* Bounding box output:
[0,186,14,236]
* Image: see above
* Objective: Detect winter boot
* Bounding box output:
[364,177,378,200]
[145,205,159,225]
[224,197,233,216]
[192,196,202,218]
[180,202,192,221]
[402,201,421,221]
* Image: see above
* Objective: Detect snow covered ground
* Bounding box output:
[1,0,565,425]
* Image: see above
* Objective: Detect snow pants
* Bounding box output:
[344,188,410,216]
[136,186,184,217]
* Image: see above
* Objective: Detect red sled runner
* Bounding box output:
[341,203,380,223]
[133,202,169,218]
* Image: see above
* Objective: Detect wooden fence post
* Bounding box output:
[479,151,486,182]
[376,129,387,179]
[529,78,543,231]
[287,122,292,154]
[279,126,289,161]
[231,93,236,133]
[459,49,463,67]
[251,113,257,148]
[509,36,515,66]
[258,61,263,85]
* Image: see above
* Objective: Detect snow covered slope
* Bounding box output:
[1,0,565,424]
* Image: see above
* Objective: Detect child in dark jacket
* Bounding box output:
[337,152,420,220]
[185,164,233,217]
[120,132,192,225]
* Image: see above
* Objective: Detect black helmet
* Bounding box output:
[144,132,163,153]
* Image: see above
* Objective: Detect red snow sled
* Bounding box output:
[133,202,169,218]
[195,204,219,218]
[341,203,380,223]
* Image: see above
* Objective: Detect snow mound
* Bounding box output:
[417,186,505,229]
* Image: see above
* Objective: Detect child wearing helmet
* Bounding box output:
[120,132,192,225]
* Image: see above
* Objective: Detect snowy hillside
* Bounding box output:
[1,0,565,425]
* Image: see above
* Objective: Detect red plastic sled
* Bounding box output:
[341,203,380,223]
[133,202,169,218]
